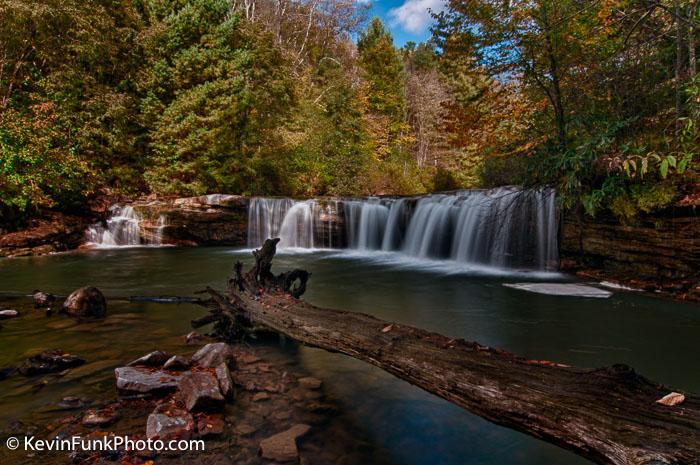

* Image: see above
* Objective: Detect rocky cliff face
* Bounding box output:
[133,195,249,246]
[560,211,700,299]
[0,213,94,258]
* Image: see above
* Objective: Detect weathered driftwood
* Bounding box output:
[198,238,699,465]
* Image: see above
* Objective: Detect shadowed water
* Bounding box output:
[0,247,698,465]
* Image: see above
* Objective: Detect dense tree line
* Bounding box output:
[0,0,698,227]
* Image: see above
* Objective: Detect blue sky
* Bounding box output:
[361,0,445,46]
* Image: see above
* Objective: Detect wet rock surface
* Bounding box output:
[62,287,107,318]
[164,355,191,371]
[178,371,225,412]
[146,405,195,440]
[33,290,56,308]
[114,367,182,394]
[191,342,236,368]
[0,309,18,319]
[127,350,173,367]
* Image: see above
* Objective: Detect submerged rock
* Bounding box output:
[62,287,107,317]
[114,366,182,395]
[298,377,322,390]
[196,413,225,437]
[18,350,85,376]
[33,290,56,308]
[191,343,236,368]
[259,424,311,462]
[127,351,173,368]
[502,282,613,298]
[146,405,195,440]
[82,406,120,427]
[57,396,85,409]
[0,309,18,319]
[178,371,225,412]
[0,367,16,380]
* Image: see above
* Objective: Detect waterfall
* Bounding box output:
[344,199,390,250]
[247,198,294,248]
[247,198,341,249]
[85,205,142,246]
[247,188,559,270]
[152,215,168,246]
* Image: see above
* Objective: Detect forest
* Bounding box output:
[1,0,698,227]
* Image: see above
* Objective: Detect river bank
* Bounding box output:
[0,192,698,301]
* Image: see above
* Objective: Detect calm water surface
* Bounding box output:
[0,247,698,465]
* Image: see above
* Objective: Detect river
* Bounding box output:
[0,246,698,465]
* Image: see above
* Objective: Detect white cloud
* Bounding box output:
[388,0,445,35]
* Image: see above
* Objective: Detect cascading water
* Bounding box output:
[85,205,143,246]
[247,187,559,270]
[247,198,342,249]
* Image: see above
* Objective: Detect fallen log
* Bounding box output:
[200,238,699,465]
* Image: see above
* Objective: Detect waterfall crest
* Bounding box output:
[247,188,559,270]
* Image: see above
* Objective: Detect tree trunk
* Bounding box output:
[199,239,700,465]
[689,2,697,77]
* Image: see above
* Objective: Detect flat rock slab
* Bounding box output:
[503,283,612,298]
[115,366,182,394]
[146,406,194,440]
[259,424,311,462]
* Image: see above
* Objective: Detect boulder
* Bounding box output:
[62,287,107,317]
[215,362,234,399]
[191,343,236,368]
[0,309,18,319]
[127,351,173,368]
[18,350,85,376]
[163,355,190,371]
[178,371,225,412]
[114,366,182,395]
[33,290,56,308]
[259,424,311,462]
[146,405,195,440]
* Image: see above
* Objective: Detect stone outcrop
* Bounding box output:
[561,211,700,299]
[133,195,248,246]
[0,212,94,257]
